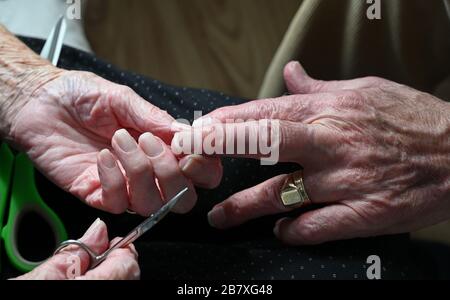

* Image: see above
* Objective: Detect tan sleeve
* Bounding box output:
[259,0,450,100]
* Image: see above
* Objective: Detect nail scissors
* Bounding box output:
[54,188,188,269]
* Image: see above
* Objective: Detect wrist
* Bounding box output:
[0,66,63,140]
[0,25,63,142]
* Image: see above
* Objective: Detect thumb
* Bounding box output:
[284,61,316,94]
[17,219,109,280]
[283,61,387,94]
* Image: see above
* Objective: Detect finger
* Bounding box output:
[179,155,223,189]
[207,170,342,229]
[112,129,162,216]
[91,149,129,214]
[180,119,223,189]
[139,132,197,214]
[17,219,109,280]
[78,247,140,280]
[274,203,369,245]
[202,93,333,123]
[284,61,387,95]
[112,85,176,143]
[208,175,290,229]
[172,120,322,165]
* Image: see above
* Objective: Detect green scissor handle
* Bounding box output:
[0,143,14,273]
[1,146,67,272]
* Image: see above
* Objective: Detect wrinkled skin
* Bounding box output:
[177,62,450,245]
[9,70,222,216]
[0,27,220,280]
[15,219,140,280]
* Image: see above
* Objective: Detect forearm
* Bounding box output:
[0,25,60,142]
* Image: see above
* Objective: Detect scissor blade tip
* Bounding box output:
[167,187,189,207]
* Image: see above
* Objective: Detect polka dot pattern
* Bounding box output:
[12,37,427,280]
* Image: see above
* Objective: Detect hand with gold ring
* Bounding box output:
[280,170,311,208]
[173,62,450,245]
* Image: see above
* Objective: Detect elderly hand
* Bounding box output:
[176,62,450,245]
[11,69,224,215]
[5,67,222,215]
[0,24,221,215]
[15,219,140,280]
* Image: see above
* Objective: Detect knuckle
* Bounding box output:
[101,175,126,193]
[119,84,134,95]
[334,90,365,109]
[223,198,243,217]
[282,98,308,120]
[210,107,231,120]
[261,100,280,119]
[261,182,286,212]
[128,161,152,177]
[278,124,298,153]
[364,76,386,85]
[155,162,180,182]
[294,223,323,244]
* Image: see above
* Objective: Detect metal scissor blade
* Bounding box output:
[40,15,67,65]
[104,187,189,255]
[55,188,189,269]
[140,187,189,233]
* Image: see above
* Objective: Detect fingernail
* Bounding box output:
[140,133,164,157]
[288,61,298,72]
[99,149,116,169]
[208,206,226,228]
[193,117,214,128]
[115,129,137,152]
[171,121,192,132]
[179,155,199,173]
[293,61,307,76]
[83,218,103,239]
[273,220,282,237]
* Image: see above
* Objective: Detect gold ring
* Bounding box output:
[281,170,311,208]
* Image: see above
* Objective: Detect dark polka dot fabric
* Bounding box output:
[0,37,441,280]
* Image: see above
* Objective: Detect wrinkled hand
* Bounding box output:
[15,219,140,280]
[9,70,222,215]
[176,62,450,245]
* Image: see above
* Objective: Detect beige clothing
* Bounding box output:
[260,0,450,101]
